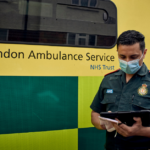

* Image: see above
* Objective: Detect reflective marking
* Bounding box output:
[106,89,113,93]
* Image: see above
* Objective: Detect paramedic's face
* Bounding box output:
[117,43,147,66]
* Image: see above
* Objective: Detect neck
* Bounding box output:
[126,73,134,83]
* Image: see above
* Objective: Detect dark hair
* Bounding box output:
[117,30,145,52]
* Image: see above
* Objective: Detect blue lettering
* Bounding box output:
[90,65,101,70]
[103,65,114,70]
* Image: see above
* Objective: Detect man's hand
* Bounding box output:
[112,117,143,137]
[91,110,106,130]
[101,124,107,130]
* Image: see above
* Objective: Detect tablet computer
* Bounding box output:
[100,110,150,126]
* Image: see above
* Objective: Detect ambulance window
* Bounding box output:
[0,29,8,41]
[0,0,117,49]
[89,35,95,46]
[79,38,86,45]
[72,0,97,7]
[79,34,86,36]
[81,0,88,6]
[72,0,79,5]
[68,33,76,45]
[90,0,97,7]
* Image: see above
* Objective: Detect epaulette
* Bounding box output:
[104,69,120,76]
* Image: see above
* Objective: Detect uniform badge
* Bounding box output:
[106,89,113,93]
[138,84,148,96]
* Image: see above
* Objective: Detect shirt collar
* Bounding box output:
[136,63,148,76]
[115,63,148,76]
[115,69,122,76]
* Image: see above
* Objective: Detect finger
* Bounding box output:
[118,123,123,126]
[112,119,121,127]
[101,124,106,130]
[117,123,133,137]
[115,118,122,123]
[113,119,129,131]
[133,117,142,124]
[113,124,128,137]
[112,122,118,128]
[115,122,133,137]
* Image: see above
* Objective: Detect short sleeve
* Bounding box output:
[90,79,105,113]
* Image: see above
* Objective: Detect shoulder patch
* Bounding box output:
[105,69,120,76]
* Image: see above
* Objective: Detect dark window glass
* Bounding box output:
[89,35,95,46]
[81,0,88,6]
[79,38,86,45]
[0,0,117,48]
[79,33,86,36]
[8,30,39,43]
[68,33,76,45]
[97,35,116,46]
[7,29,67,44]
[0,29,7,41]
[90,0,97,7]
[39,31,67,44]
[72,0,79,5]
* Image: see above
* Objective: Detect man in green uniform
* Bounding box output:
[90,30,150,150]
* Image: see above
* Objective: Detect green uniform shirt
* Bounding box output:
[90,63,150,150]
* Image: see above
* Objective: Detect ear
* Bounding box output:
[143,49,147,59]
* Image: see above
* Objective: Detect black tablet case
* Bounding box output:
[100,110,150,126]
